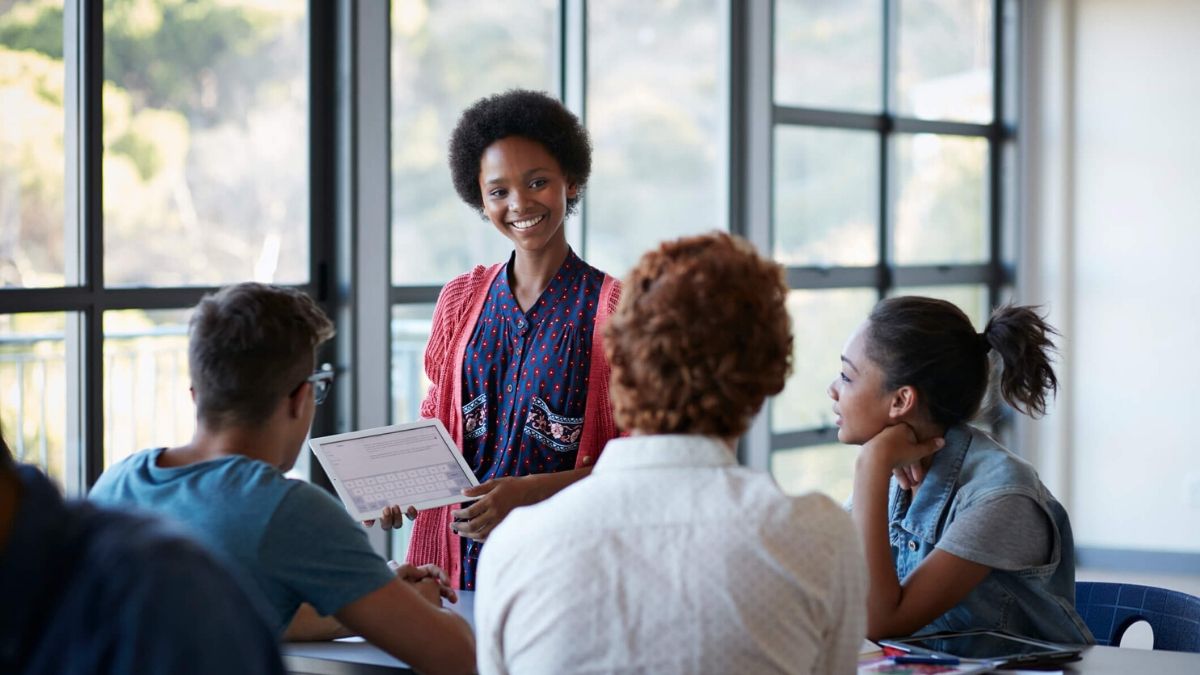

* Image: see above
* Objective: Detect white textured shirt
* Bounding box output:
[475,435,867,675]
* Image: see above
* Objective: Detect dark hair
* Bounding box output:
[866,297,1059,428]
[189,283,334,430]
[448,89,591,215]
[605,232,793,437]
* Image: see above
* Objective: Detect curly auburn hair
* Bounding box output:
[605,232,793,438]
[448,89,591,215]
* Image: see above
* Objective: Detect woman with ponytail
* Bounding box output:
[828,297,1093,644]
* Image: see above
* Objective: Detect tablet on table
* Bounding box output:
[308,419,479,521]
[877,629,1082,668]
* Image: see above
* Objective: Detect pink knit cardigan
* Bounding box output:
[405,262,621,586]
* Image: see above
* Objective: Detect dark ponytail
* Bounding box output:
[866,297,1059,428]
[982,305,1059,417]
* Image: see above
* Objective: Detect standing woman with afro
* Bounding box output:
[374,90,620,591]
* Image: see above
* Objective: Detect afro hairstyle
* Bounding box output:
[448,89,592,216]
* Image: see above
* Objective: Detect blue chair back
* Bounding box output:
[1076,581,1200,653]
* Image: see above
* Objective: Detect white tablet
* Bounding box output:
[308,419,479,521]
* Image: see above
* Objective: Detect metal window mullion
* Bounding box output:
[737,0,772,470]
[345,0,389,435]
[309,0,341,440]
[62,0,85,494]
[879,0,895,299]
[893,264,994,287]
[989,0,1007,311]
[388,286,442,305]
[80,0,105,489]
[725,0,745,240]
[339,0,391,557]
[773,106,884,132]
[785,267,881,290]
[771,428,840,452]
[562,0,586,257]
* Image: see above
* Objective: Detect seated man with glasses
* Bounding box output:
[91,283,475,675]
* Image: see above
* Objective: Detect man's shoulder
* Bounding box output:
[89,448,157,496]
[179,454,304,506]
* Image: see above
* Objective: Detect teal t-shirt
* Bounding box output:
[90,448,395,634]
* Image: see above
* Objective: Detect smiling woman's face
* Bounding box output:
[827,320,895,445]
[478,135,577,257]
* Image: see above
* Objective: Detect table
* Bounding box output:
[282,591,474,675]
[283,591,1200,674]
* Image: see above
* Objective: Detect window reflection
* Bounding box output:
[0,1,66,288]
[771,443,857,504]
[103,309,192,469]
[390,0,557,286]
[586,0,724,278]
[102,0,309,287]
[772,289,877,434]
[895,0,994,123]
[0,312,69,488]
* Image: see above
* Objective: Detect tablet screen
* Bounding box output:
[900,632,1072,661]
[309,420,479,519]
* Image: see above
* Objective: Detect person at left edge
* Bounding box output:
[0,424,285,675]
[370,90,621,592]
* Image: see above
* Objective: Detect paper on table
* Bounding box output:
[857,654,994,674]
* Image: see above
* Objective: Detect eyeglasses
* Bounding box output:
[301,363,335,405]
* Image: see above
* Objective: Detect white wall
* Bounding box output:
[1023,0,1200,555]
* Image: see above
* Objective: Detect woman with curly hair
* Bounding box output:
[473,232,867,674]
[374,89,621,592]
[830,297,1093,644]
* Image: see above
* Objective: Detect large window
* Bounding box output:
[0,0,319,493]
[765,0,1018,502]
[586,0,725,277]
[2,0,1018,526]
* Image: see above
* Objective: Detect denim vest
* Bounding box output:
[889,425,1094,644]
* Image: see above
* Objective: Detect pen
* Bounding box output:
[892,654,961,665]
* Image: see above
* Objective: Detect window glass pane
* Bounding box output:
[1001,0,1018,126]
[892,134,988,265]
[103,309,192,468]
[890,284,989,328]
[0,312,69,487]
[587,0,723,278]
[102,1,308,287]
[774,0,881,112]
[391,303,434,424]
[774,127,878,267]
[771,443,856,503]
[390,0,557,285]
[895,0,993,123]
[1000,139,1017,268]
[772,288,876,433]
[389,302,435,567]
[0,1,67,288]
